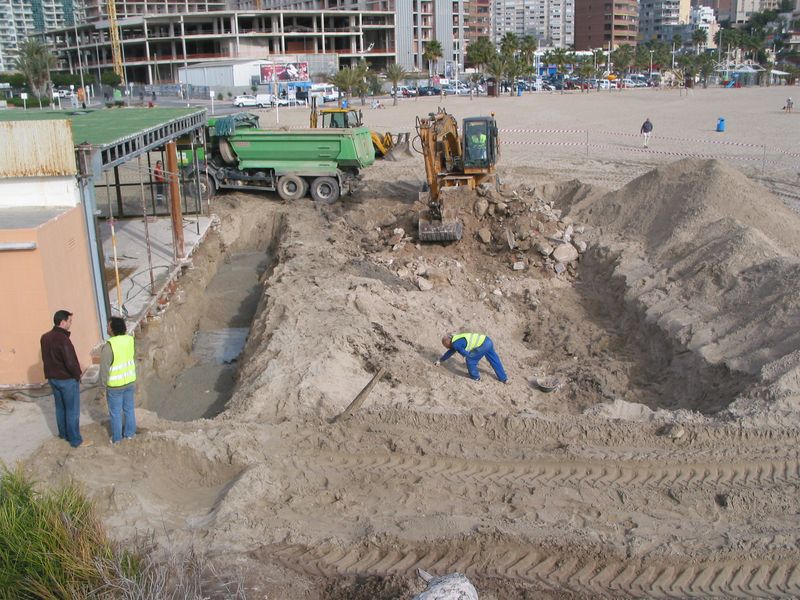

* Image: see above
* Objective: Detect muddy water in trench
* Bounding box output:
[147,251,269,421]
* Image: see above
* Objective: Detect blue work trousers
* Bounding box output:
[49,378,83,447]
[465,338,508,382]
[107,385,136,443]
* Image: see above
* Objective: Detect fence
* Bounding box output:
[498,127,800,182]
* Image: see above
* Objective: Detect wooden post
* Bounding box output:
[165,141,184,259]
[329,367,386,424]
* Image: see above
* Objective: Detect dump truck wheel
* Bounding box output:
[277,175,308,201]
[198,175,216,202]
[310,177,340,204]
[219,139,237,164]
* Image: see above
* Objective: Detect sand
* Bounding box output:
[6,85,800,599]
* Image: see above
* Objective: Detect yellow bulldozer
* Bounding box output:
[309,99,412,160]
[416,108,499,242]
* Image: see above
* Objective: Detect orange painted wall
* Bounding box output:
[0,206,101,385]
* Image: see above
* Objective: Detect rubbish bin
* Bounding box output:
[517,85,522,96]
[487,79,497,97]
[716,117,725,132]
[342,99,348,108]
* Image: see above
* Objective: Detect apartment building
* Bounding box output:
[573,0,638,50]
[0,0,82,72]
[259,0,468,73]
[46,8,395,83]
[491,0,574,48]
[639,0,690,42]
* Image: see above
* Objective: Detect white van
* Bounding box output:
[309,84,339,103]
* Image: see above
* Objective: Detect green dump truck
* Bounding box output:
[193,113,375,204]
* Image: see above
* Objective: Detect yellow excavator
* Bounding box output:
[416,108,499,242]
[309,98,411,159]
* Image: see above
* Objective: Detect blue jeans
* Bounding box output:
[49,378,82,447]
[465,338,508,382]
[107,385,136,443]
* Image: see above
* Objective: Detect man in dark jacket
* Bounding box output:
[640,117,653,148]
[40,310,92,448]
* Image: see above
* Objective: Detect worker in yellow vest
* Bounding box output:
[435,332,508,383]
[99,317,137,443]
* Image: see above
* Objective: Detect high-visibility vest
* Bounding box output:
[470,134,487,146]
[107,335,136,387]
[451,333,486,352]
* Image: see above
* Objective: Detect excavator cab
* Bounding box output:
[462,118,498,170]
[321,109,363,128]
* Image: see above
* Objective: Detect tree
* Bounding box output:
[327,67,358,107]
[543,47,570,92]
[351,61,371,106]
[692,28,708,54]
[575,56,594,92]
[504,56,529,95]
[422,39,443,84]
[101,70,122,87]
[485,55,508,93]
[14,38,56,108]
[500,32,519,58]
[611,44,634,75]
[384,62,407,105]
[519,35,538,68]
[466,37,495,73]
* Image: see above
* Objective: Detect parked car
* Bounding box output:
[417,86,441,96]
[233,94,273,107]
[395,85,417,97]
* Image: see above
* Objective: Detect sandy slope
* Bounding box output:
[15,86,800,599]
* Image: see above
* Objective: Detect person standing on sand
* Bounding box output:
[640,118,653,148]
[785,98,794,114]
[99,317,137,444]
[40,310,93,448]
[435,333,509,383]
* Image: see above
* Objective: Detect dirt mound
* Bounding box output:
[575,158,800,424]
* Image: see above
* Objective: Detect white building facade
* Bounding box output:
[491,0,573,48]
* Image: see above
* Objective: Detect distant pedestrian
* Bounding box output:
[100,317,137,444]
[784,98,793,113]
[640,117,653,148]
[151,91,157,103]
[435,332,508,383]
[40,310,92,448]
[154,160,166,204]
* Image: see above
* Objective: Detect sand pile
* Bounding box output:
[574,158,800,424]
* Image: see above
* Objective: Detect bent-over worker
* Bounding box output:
[435,332,508,383]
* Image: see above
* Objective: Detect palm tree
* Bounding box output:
[576,56,594,92]
[500,32,519,58]
[505,56,529,95]
[423,39,443,84]
[14,38,56,108]
[519,35,538,68]
[351,60,371,106]
[543,47,570,92]
[466,37,495,74]
[612,44,634,76]
[692,28,708,55]
[327,67,358,107]
[485,54,508,94]
[384,62,407,105]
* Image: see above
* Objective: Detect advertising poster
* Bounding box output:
[260,62,310,83]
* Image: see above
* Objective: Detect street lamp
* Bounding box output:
[649,50,654,76]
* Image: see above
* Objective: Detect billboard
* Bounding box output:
[260,62,310,83]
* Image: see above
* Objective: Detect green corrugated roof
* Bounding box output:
[0,107,204,147]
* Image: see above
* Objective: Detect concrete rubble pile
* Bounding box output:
[362,182,590,279]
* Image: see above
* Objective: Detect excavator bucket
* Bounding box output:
[418,214,463,242]
[385,132,413,160]
[418,190,463,242]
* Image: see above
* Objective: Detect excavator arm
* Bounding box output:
[416,108,498,242]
